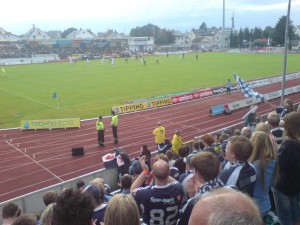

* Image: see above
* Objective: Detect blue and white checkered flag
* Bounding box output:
[233,73,265,102]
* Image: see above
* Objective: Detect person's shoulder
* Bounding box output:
[280,139,300,151]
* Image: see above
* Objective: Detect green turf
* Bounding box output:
[1,52,300,128]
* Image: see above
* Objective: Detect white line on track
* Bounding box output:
[5,140,63,182]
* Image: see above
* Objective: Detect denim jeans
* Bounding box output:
[271,187,300,225]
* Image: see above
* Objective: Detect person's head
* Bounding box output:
[217,133,230,144]
[185,153,196,171]
[249,131,277,185]
[11,214,37,225]
[165,150,173,161]
[104,194,140,225]
[89,178,105,203]
[241,127,252,139]
[2,203,21,222]
[76,180,85,191]
[178,146,188,158]
[175,130,181,136]
[154,153,169,163]
[129,160,143,175]
[212,132,221,143]
[112,111,115,116]
[82,184,103,206]
[152,159,170,182]
[283,111,300,142]
[140,144,150,155]
[250,131,276,162]
[284,98,294,111]
[233,129,241,136]
[188,188,263,225]
[120,174,132,190]
[43,190,58,206]
[226,136,253,163]
[267,112,280,128]
[164,139,171,145]
[98,116,102,120]
[40,203,55,225]
[202,134,214,147]
[191,151,220,182]
[52,189,94,225]
[89,177,105,188]
[193,141,200,150]
[157,122,162,127]
[254,122,270,133]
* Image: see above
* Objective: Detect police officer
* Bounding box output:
[111,111,118,144]
[96,116,105,147]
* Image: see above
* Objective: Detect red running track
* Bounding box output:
[1,79,300,202]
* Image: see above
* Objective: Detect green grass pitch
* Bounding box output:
[1,52,300,128]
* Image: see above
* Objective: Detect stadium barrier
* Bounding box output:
[0,168,118,224]
[113,72,300,115]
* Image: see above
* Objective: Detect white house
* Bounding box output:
[23,25,51,40]
[0,27,22,42]
[66,28,98,39]
[128,37,154,52]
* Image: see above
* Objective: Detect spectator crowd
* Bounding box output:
[2,98,300,225]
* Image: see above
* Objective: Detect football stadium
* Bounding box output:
[1,1,300,224]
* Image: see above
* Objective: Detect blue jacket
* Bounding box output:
[252,160,277,216]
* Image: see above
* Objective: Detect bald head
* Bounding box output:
[241,127,252,139]
[152,159,170,181]
[189,188,263,225]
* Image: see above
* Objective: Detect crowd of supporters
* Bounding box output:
[2,98,300,225]
[0,44,132,60]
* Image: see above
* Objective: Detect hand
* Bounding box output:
[186,177,196,198]
[139,155,149,170]
[91,219,97,225]
[186,175,202,198]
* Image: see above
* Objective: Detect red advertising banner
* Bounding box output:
[171,89,213,104]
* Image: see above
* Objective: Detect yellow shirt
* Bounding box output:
[153,126,166,144]
[96,120,105,130]
[172,134,182,155]
[111,115,118,126]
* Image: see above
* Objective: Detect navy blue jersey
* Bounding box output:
[133,182,184,225]
[219,161,256,197]
[270,127,284,144]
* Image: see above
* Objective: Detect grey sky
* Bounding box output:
[1,0,299,35]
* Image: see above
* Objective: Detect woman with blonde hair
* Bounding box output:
[102,194,140,225]
[249,131,277,219]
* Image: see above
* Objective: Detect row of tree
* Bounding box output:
[129,16,298,47]
[229,16,299,48]
[60,16,299,47]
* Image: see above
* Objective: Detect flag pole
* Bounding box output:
[281,0,291,107]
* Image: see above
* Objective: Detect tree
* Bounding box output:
[129,24,175,45]
[272,16,297,46]
[229,31,238,48]
[61,28,77,38]
[263,26,274,39]
[199,22,207,31]
[243,27,250,41]
[253,27,263,40]
[238,28,244,47]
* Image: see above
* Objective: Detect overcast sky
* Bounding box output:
[1,0,300,35]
